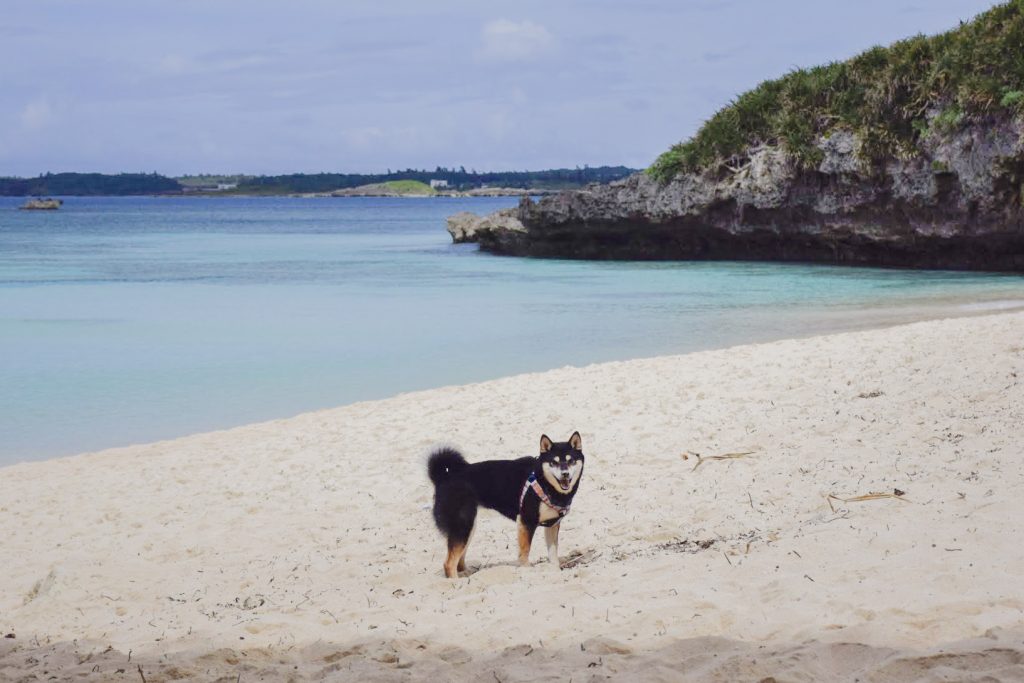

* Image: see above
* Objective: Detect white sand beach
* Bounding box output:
[3,312,1024,681]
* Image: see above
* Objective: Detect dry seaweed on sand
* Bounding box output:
[560,549,600,570]
[685,451,757,471]
[826,489,910,513]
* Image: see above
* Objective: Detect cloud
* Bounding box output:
[158,54,191,75]
[156,50,273,76]
[478,19,554,63]
[20,98,54,129]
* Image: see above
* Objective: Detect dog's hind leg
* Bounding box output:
[544,522,561,568]
[443,512,476,578]
[517,518,537,567]
[457,521,475,573]
[443,501,476,578]
[433,480,477,578]
[444,538,466,579]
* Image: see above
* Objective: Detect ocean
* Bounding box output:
[2,195,1023,464]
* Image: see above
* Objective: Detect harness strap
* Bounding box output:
[519,472,570,525]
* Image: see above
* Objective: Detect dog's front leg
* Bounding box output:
[517,518,536,566]
[544,523,560,569]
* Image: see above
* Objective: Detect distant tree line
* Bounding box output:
[0,172,182,196]
[233,166,637,194]
[0,166,637,196]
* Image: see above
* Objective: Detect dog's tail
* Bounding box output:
[427,447,468,486]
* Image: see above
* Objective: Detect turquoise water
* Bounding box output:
[2,195,1023,464]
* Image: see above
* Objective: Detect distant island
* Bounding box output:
[452,1,1024,272]
[0,166,636,197]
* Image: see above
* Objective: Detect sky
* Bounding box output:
[0,0,1001,177]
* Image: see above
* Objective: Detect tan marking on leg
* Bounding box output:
[444,541,466,579]
[517,518,535,566]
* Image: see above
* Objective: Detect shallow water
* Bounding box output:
[2,195,1022,463]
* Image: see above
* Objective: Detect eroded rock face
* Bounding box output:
[446,212,484,243]
[446,208,525,246]
[452,116,1024,271]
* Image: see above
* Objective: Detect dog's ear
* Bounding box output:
[569,431,582,451]
[539,434,553,454]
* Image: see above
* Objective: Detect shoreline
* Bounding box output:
[3,311,1024,679]
[5,291,1024,468]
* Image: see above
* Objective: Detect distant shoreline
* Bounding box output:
[202,187,556,199]
[0,166,637,198]
[2,192,544,200]
[3,188,558,199]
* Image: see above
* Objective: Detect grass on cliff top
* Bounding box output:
[649,0,1024,181]
[382,180,436,195]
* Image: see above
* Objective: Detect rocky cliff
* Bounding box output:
[459,119,1024,270]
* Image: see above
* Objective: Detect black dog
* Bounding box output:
[427,432,585,578]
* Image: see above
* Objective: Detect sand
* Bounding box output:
[3,312,1024,681]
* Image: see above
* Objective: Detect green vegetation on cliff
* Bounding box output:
[650,0,1024,181]
[381,180,436,195]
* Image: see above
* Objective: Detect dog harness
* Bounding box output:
[519,472,570,527]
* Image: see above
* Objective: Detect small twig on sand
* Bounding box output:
[688,451,756,472]
[137,664,147,683]
[826,490,910,513]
